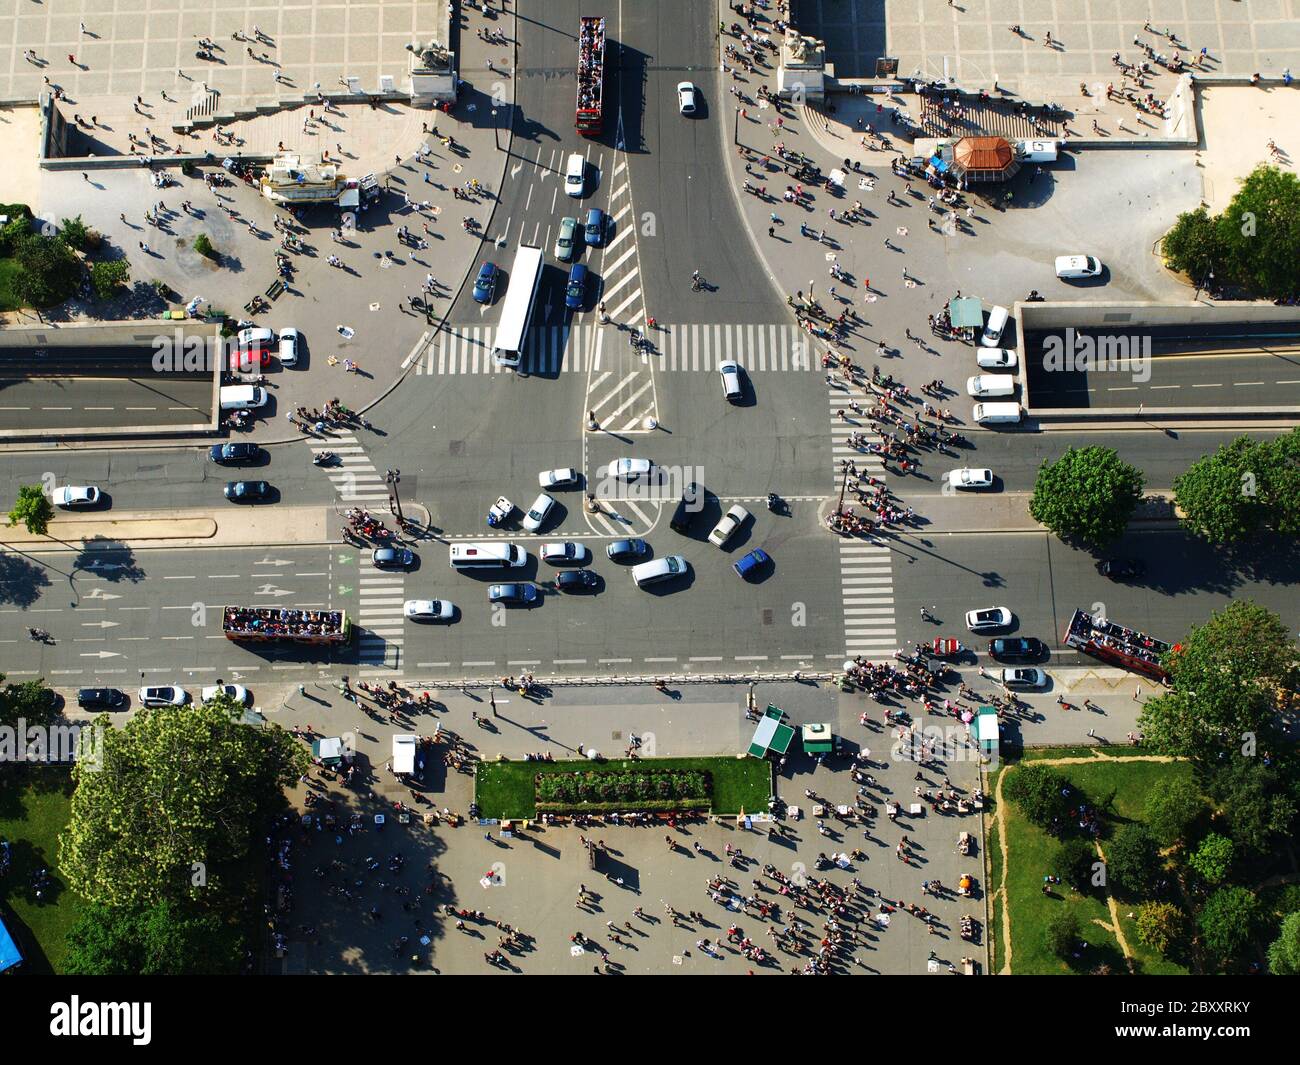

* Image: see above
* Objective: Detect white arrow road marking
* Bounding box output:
[80,650,123,659]
[82,589,122,601]
[257,558,295,567]
[81,620,120,629]
[255,584,295,597]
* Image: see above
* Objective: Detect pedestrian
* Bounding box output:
[82,172,90,182]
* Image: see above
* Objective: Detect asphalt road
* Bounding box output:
[883,528,1300,678]
[0,375,213,430]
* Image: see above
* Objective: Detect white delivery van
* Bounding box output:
[972,402,1023,425]
[966,374,1017,398]
[392,734,417,776]
[218,385,268,410]
[564,153,585,197]
[981,305,1009,347]
[1018,139,1059,163]
[449,542,528,569]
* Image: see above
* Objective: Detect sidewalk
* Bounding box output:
[0,505,328,550]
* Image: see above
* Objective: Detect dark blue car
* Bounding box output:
[584,208,607,247]
[607,538,649,562]
[733,548,771,579]
[473,262,499,304]
[565,264,588,310]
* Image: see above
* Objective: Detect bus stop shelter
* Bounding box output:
[747,705,795,759]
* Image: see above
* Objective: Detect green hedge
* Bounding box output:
[536,798,712,814]
[537,767,710,806]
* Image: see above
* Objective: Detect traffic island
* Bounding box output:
[475,756,772,820]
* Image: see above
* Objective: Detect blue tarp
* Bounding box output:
[0,916,22,973]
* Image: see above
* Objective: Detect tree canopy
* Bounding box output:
[1162,165,1300,299]
[1138,601,1298,769]
[1002,763,1075,836]
[63,899,243,976]
[1143,776,1204,848]
[11,233,81,308]
[1197,886,1261,972]
[59,695,306,908]
[1267,911,1300,975]
[1173,430,1300,543]
[1029,446,1145,548]
[8,484,53,535]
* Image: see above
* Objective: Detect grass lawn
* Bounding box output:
[0,769,83,974]
[993,751,1193,975]
[476,756,772,819]
[0,256,24,312]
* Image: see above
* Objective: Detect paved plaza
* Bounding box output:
[803,0,1300,97]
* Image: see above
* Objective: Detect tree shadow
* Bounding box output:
[0,552,53,607]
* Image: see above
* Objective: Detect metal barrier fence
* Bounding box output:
[398,671,837,692]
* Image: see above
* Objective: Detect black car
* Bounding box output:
[208,443,263,464]
[1099,558,1145,580]
[77,687,128,710]
[224,480,272,502]
[670,482,704,534]
[989,637,1046,662]
[372,546,415,570]
[556,569,599,592]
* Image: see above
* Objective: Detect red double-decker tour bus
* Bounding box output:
[575,16,606,135]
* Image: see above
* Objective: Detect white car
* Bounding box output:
[708,504,750,547]
[966,607,1013,632]
[632,554,689,588]
[50,485,101,507]
[522,493,556,533]
[976,348,1017,370]
[947,468,994,490]
[278,327,300,367]
[404,599,456,622]
[538,467,579,490]
[236,326,274,348]
[967,375,1016,398]
[719,359,743,401]
[608,457,652,480]
[540,542,590,564]
[1055,255,1103,279]
[564,152,585,197]
[677,81,698,115]
[201,684,250,705]
[1000,667,1048,689]
[138,685,189,707]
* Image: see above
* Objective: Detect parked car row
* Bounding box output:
[74,685,253,710]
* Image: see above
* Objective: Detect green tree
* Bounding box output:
[1267,911,1300,975]
[1045,910,1083,960]
[0,676,59,733]
[1053,837,1099,892]
[1029,446,1145,548]
[1144,776,1204,847]
[63,899,242,975]
[7,483,54,535]
[1187,833,1234,885]
[58,695,306,908]
[1161,206,1225,285]
[90,258,130,301]
[1198,886,1261,972]
[1105,824,1162,900]
[1214,165,1300,299]
[1206,759,1296,856]
[1138,601,1297,768]
[1002,763,1074,836]
[192,233,215,258]
[1172,435,1270,543]
[58,214,90,252]
[1135,901,1186,956]
[11,233,80,308]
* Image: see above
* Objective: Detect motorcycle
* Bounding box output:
[313,451,338,466]
[766,493,781,513]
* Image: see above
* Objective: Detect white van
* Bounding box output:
[966,374,1017,398]
[218,384,268,410]
[632,554,688,588]
[981,305,1009,347]
[564,153,585,197]
[449,542,527,569]
[972,402,1023,425]
[1018,139,1059,163]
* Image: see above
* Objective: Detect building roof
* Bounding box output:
[952,136,1015,172]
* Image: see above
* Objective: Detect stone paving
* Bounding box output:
[0,0,440,113]
[798,0,1300,100]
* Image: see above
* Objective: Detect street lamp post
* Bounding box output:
[491,108,499,151]
[386,469,404,525]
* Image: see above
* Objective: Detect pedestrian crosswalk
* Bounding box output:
[356,568,405,668]
[828,389,899,657]
[310,434,389,502]
[412,323,817,376]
